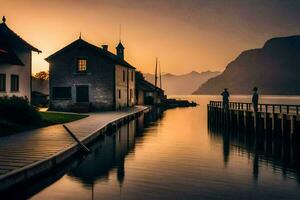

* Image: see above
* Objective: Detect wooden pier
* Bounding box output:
[207,101,300,138]
[0,106,150,193]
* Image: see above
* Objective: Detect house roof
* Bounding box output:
[0,43,24,66]
[136,71,164,93]
[45,38,135,69]
[0,20,41,53]
[137,78,165,93]
[137,79,156,91]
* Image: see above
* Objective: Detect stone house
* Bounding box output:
[136,71,165,105]
[0,16,41,102]
[46,37,135,111]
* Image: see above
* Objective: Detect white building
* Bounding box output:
[0,16,41,102]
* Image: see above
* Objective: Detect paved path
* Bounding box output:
[0,106,148,184]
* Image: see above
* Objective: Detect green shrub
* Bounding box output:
[0,96,42,125]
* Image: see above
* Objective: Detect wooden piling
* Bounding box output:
[290,115,296,135]
[207,100,300,139]
[281,114,287,135]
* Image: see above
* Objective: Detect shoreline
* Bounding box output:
[0,106,150,192]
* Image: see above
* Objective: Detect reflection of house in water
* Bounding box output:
[68,119,136,188]
[136,112,145,133]
[2,109,163,199]
[208,125,300,183]
[114,120,136,187]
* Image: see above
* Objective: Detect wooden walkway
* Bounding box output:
[208,101,300,135]
[0,106,149,191]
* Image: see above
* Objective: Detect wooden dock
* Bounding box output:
[0,106,150,192]
[207,101,300,138]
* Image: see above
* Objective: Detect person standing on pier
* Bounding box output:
[221,88,230,110]
[252,87,259,113]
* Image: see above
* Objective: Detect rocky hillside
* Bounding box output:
[144,71,220,95]
[193,35,300,95]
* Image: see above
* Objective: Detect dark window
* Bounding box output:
[118,89,121,99]
[131,71,134,81]
[77,58,87,72]
[0,74,6,92]
[10,75,19,92]
[123,70,125,82]
[53,87,72,100]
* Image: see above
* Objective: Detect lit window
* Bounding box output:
[77,59,87,72]
[11,75,19,92]
[0,74,5,92]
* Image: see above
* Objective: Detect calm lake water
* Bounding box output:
[20,96,300,199]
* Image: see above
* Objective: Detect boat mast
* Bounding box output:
[155,57,158,88]
[159,61,162,89]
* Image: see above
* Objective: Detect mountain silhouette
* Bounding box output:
[144,71,220,95]
[193,35,300,95]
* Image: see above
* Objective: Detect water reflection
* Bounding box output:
[66,107,163,198]
[208,122,300,183]
[8,96,300,200]
[3,108,162,199]
[69,120,136,188]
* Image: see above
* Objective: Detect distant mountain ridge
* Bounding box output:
[193,35,300,95]
[144,70,220,95]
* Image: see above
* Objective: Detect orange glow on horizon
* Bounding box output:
[1,0,299,75]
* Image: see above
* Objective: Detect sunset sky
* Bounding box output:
[1,0,300,74]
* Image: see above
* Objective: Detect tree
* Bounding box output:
[34,71,49,80]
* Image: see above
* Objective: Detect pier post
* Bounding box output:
[264,112,268,131]
[281,114,287,135]
[236,110,240,130]
[243,111,247,129]
[271,113,277,133]
[207,101,299,138]
[290,115,296,135]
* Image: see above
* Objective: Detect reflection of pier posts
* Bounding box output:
[207,104,300,184]
[253,112,257,131]
[253,154,259,181]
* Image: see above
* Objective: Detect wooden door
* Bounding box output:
[76,85,89,102]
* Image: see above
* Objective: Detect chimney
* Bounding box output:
[102,45,108,51]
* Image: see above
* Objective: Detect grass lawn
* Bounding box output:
[0,112,88,136]
[40,112,88,126]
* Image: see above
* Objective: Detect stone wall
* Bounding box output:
[136,89,144,105]
[49,45,114,111]
[128,68,135,106]
[115,65,135,109]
